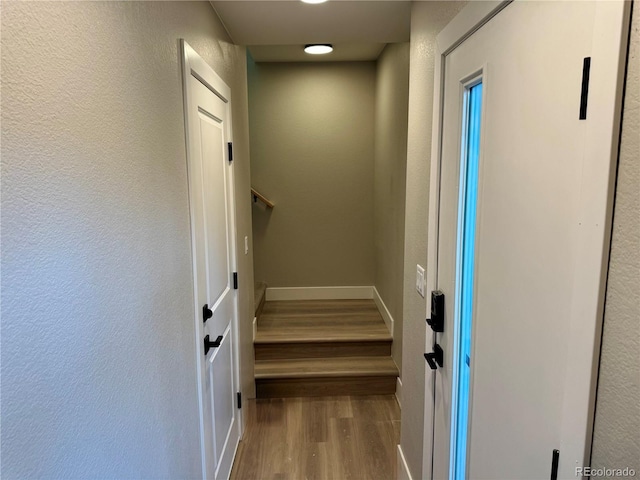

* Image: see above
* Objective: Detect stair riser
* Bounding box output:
[256,376,397,398]
[254,341,391,361]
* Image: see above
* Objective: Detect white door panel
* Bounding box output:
[430,2,628,479]
[197,103,231,317]
[182,41,240,480]
[211,326,235,468]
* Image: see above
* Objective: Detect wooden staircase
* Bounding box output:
[254,299,398,398]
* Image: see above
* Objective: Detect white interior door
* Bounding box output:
[182,41,241,480]
[428,2,629,479]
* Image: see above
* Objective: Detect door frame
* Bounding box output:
[422,2,631,478]
[180,39,243,479]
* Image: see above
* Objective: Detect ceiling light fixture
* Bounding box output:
[304,44,333,55]
[301,0,328,4]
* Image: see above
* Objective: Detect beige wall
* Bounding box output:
[1,2,254,477]
[248,61,376,287]
[400,2,467,479]
[374,43,410,372]
[591,6,640,473]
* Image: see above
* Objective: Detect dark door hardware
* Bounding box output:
[424,344,444,370]
[426,290,445,332]
[228,142,233,162]
[550,449,559,480]
[233,272,238,290]
[202,304,213,323]
[237,392,242,409]
[204,334,223,355]
[579,57,591,120]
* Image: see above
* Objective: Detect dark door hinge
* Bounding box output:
[579,57,591,120]
[233,272,238,290]
[228,142,233,162]
[237,392,242,409]
[550,449,560,480]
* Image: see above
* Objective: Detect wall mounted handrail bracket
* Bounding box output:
[251,188,275,208]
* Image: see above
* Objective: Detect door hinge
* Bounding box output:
[237,392,242,409]
[233,272,238,290]
[579,57,591,120]
[228,142,233,162]
[550,449,559,480]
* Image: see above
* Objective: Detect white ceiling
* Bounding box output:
[210,1,411,62]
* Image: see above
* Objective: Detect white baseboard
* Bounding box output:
[265,286,374,301]
[395,377,403,409]
[372,286,394,336]
[397,445,414,480]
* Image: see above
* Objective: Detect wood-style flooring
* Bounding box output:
[230,395,401,480]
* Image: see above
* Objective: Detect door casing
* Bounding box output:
[422,1,631,478]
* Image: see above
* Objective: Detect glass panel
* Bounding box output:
[450,81,482,480]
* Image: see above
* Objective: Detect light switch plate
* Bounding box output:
[416,264,426,298]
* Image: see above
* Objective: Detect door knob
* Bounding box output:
[202,304,213,323]
[424,343,444,370]
[204,334,223,355]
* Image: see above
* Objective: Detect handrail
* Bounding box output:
[251,188,275,209]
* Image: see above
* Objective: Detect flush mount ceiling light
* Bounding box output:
[301,0,328,4]
[304,44,333,55]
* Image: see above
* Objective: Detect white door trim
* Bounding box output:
[422,2,631,478]
[181,39,242,479]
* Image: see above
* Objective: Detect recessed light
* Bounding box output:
[301,0,328,4]
[304,44,333,55]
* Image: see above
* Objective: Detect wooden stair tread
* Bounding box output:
[255,356,398,379]
[255,331,391,344]
[256,299,391,344]
[262,299,381,315]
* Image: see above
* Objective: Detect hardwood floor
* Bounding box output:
[230,395,401,480]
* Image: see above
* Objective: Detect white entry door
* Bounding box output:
[427,2,629,479]
[181,41,241,480]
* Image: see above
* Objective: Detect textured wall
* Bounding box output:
[374,43,410,372]
[1,2,254,478]
[400,2,467,479]
[248,62,375,287]
[591,6,640,474]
